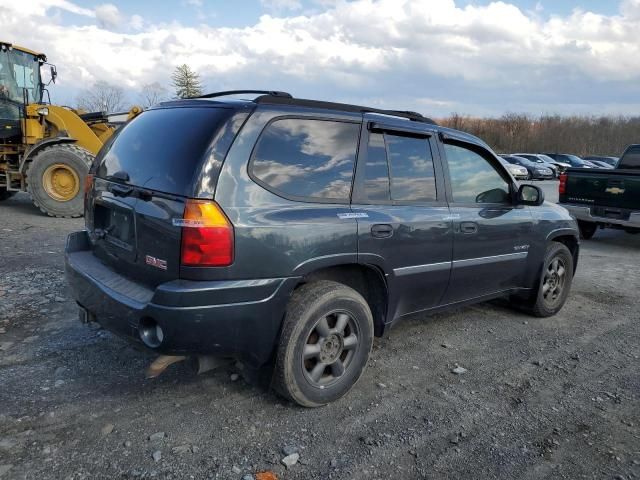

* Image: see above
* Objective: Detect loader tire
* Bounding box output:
[26,144,94,218]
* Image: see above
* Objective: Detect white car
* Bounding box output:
[498,158,529,179]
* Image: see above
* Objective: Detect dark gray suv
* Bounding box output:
[65,91,580,407]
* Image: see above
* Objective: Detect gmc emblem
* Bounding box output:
[145,255,167,270]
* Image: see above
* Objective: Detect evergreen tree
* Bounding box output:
[171,64,203,98]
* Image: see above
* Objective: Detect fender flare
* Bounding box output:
[21,137,76,173]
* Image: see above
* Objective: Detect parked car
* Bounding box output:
[513,153,567,175]
[545,153,592,168]
[559,144,640,239]
[498,157,529,179]
[588,160,614,169]
[499,155,555,180]
[583,155,618,167]
[65,90,579,407]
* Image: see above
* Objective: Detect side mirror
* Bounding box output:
[518,184,544,206]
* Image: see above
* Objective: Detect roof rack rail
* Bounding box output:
[194,90,293,100]
[254,95,436,125]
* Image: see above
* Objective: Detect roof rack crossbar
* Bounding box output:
[194,90,293,100]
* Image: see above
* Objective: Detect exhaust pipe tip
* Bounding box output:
[139,317,163,348]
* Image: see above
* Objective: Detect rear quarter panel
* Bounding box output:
[212,107,362,281]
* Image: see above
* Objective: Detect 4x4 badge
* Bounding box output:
[337,212,369,219]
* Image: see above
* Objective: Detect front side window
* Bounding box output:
[363,131,437,203]
[251,118,360,202]
[445,143,511,204]
[620,145,640,169]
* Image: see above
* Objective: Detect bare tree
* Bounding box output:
[76,81,127,113]
[138,82,168,108]
[439,114,640,156]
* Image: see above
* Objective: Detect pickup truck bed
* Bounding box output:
[559,161,640,239]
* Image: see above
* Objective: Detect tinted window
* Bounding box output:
[445,144,510,203]
[362,132,437,203]
[97,107,232,195]
[386,133,437,202]
[251,119,360,201]
[619,145,640,169]
[363,133,390,201]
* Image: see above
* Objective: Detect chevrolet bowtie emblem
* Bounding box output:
[605,187,625,195]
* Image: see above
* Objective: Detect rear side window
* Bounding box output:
[363,132,437,203]
[96,107,233,196]
[619,145,640,169]
[251,118,360,202]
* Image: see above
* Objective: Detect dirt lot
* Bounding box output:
[0,185,638,480]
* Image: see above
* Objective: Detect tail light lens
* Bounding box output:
[84,173,94,195]
[180,199,234,267]
[558,173,567,195]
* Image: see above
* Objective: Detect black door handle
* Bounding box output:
[371,224,393,238]
[460,221,478,234]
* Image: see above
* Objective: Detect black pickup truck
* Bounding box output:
[559,144,640,239]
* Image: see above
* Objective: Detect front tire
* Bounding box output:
[525,242,574,318]
[273,281,374,407]
[26,144,94,218]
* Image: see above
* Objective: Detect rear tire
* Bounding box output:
[273,281,374,407]
[523,242,574,318]
[578,220,597,240]
[26,144,94,218]
[0,188,16,201]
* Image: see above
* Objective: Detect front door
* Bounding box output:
[352,117,453,320]
[439,140,533,304]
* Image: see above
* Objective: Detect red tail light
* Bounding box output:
[180,200,234,267]
[84,173,94,194]
[558,173,567,195]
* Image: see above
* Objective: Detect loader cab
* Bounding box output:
[0,42,45,142]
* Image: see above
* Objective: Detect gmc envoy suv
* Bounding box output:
[65,90,579,407]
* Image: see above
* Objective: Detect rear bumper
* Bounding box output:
[64,231,299,367]
[562,204,640,228]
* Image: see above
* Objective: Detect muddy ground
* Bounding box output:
[0,185,638,480]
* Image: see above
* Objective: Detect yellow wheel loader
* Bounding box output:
[0,42,141,217]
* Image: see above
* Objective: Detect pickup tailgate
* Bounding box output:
[564,169,640,210]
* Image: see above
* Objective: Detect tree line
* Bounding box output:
[75,64,202,112]
[439,113,640,156]
[74,70,639,157]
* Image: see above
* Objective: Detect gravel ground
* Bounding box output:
[0,185,638,480]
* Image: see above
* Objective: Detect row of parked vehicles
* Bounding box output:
[497,153,620,181]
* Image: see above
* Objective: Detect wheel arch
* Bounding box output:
[21,137,76,173]
[547,229,579,273]
[293,262,389,338]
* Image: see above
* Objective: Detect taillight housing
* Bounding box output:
[558,173,567,195]
[84,173,94,195]
[180,200,234,267]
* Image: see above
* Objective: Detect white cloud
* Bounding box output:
[94,3,122,29]
[1,0,638,115]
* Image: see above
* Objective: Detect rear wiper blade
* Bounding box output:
[110,184,133,197]
[106,170,130,182]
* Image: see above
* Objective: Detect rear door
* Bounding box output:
[352,117,453,320]
[438,137,533,303]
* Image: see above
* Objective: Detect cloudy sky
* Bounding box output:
[1,0,639,116]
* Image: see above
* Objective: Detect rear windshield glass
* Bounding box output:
[619,146,640,169]
[96,107,232,195]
